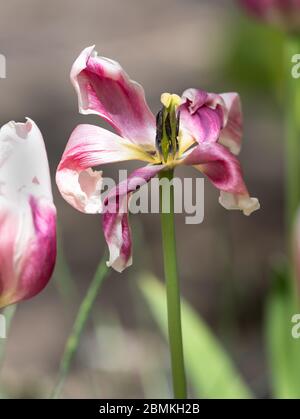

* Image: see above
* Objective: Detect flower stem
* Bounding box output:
[51,255,109,399]
[159,168,187,399]
[285,33,300,236]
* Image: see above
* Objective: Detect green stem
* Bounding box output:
[51,256,109,399]
[285,34,300,236]
[159,168,187,399]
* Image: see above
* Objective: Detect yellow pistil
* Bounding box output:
[161,93,181,109]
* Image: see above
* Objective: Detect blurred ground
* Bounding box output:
[0,0,284,398]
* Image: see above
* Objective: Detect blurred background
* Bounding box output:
[0,0,286,398]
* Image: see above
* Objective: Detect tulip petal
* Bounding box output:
[218,191,260,216]
[56,124,155,214]
[0,119,56,308]
[71,46,156,147]
[182,143,259,215]
[219,93,243,155]
[103,165,164,272]
[180,88,226,144]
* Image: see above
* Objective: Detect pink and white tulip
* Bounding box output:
[56,46,259,273]
[0,119,56,308]
[239,0,300,30]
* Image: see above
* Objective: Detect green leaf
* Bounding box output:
[138,273,252,399]
[265,265,300,398]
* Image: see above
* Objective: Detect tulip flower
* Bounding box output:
[56,46,259,273]
[0,119,56,308]
[238,0,300,30]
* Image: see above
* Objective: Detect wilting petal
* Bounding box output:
[71,46,156,147]
[181,142,259,215]
[179,88,227,144]
[218,191,260,216]
[219,93,243,155]
[0,119,56,308]
[103,165,163,272]
[56,124,155,214]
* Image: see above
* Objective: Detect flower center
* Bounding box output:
[155,93,181,164]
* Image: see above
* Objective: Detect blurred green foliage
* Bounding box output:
[224,16,284,102]
[139,273,252,399]
[266,264,300,398]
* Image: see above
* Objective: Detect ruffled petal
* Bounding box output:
[0,119,56,308]
[181,142,259,215]
[218,191,260,216]
[56,124,155,214]
[219,93,243,155]
[71,46,156,147]
[102,165,164,272]
[179,88,226,144]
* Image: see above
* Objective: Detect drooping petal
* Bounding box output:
[0,119,56,308]
[219,93,243,155]
[179,88,227,144]
[56,124,155,214]
[181,143,260,215]
[71,46,156,147]
[218,191,260,216]
[102,165,164,272]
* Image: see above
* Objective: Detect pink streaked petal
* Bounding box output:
[11,198,57,305]
[0,208,18,305]
[179,88,226,143]
[71,46,156,147]
[182,143,259,215]
[56,124,153,214]
[103,165,164,272]
[0,119,56,308]
[182,88,226,115]
[17,198,57,301]
[182,143,247,193]
[219,93,243,156]
[0,199,56,308]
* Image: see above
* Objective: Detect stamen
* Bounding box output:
[155,93,181,163]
